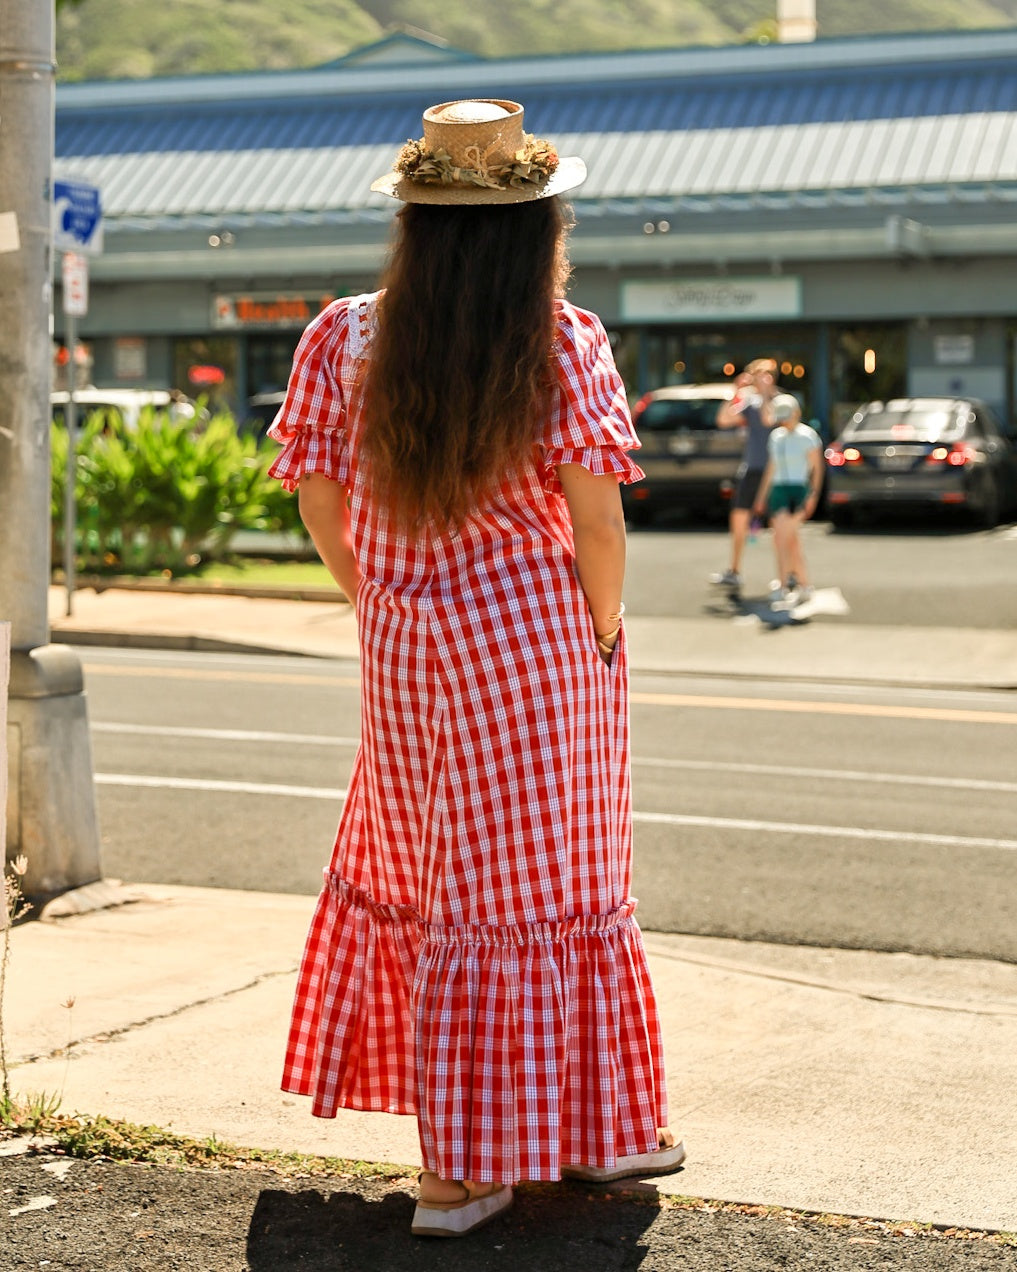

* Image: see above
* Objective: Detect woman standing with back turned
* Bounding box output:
[268,98,684,1239]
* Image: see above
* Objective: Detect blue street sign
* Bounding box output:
[53,180,103,254]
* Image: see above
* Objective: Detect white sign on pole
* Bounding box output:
[62,251,89,317]
[0,210,19,254]
[53,180,103,255]
[1,622,9,895]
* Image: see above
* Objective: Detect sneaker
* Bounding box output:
[773,584,815,612]
[768,580,787,602]
[709,568,741,587]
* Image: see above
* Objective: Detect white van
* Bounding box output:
[51,387,189,429]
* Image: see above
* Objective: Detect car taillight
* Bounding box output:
[926,443,976,466]
[632,393,653,421]
[825,445,861,467]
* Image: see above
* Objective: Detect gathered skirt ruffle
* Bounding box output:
[282,874,668,1182]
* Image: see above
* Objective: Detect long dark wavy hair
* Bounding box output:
[360,196,572,530]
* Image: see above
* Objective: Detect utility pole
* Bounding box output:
[0,0,102,897]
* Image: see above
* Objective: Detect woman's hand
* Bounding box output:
[595,625,619,665]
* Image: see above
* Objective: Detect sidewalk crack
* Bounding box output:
[643,944,1017,1018]
[13,965,299,1068]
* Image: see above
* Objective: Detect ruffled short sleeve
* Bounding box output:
[541,301,644,494]
[267,300,353,492]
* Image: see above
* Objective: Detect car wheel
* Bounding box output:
[828,507,855,531]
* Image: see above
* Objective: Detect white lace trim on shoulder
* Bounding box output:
[346,291,380,361]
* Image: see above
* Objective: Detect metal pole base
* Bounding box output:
[6,644,102,898]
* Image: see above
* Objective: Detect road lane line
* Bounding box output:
[95,773,348,800]
[631,811,1017,852]
[91,724,1017,795]
[85,665,360,688]
[630,692,1017,725]
[94,774,1017,850]
[92,722,361,747]
[631,756,1017,795]
[85,665,1017,724]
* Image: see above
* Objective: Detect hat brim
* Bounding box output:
[370,156,586,204]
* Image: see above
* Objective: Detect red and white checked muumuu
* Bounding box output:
[269,293,669,1182]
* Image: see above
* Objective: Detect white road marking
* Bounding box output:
[631,811,1017,852]
[95,773,348,800]
[94,773,1017,850]
[92,722,360,747]
[92,723,1016,795]
[631,756,1017,795]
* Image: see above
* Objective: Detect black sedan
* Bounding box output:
[825,397,1017,528]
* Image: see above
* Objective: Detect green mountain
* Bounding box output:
[55,0,1017,81]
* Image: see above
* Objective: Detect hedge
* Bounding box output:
[51,408,305,576]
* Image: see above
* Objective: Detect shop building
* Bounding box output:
[54,28,1017,435]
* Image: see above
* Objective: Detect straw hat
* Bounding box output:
[370,99,587,204]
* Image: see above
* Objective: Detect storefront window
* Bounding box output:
[172,336,238,417]
[247,333,302,398]
[634,323,816,414]
[830,324,907,437]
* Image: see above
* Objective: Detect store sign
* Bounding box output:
[621,277,802,322]
[114,336,147,380]
[188,364,226,386]
[934,334,975,365]
[212,293,335,329]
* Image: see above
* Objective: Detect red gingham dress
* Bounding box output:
[268,292,669,1184]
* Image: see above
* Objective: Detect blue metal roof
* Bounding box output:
[54,34,1017,227]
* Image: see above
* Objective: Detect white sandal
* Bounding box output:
[411,1173,514,1237]
[561,1129,687,1183]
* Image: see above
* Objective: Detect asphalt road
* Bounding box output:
[80,647,1017,962]
[626,518,1017,628]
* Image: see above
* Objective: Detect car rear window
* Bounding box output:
[638,398,723,432]
[843,405,967,443]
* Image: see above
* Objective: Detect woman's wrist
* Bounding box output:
[594,603,624,641]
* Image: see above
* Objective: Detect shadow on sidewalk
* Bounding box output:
[703,585,849,630]
[246,1180,660,1270]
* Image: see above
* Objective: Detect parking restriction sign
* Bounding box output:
[62,251,89,316]
[53,180,103,254]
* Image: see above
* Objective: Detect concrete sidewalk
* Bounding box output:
[7,883,1017,1232]
[47,584,1017,688]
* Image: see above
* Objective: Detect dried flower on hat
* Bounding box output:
[395,134,560,192]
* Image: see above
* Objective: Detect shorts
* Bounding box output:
[769,483,809,515]
[733,468,765,511]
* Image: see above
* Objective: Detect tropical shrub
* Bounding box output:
[51,408,305,575]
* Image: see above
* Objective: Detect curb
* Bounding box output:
[49,627,1017,689]
[62,576,347,604]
